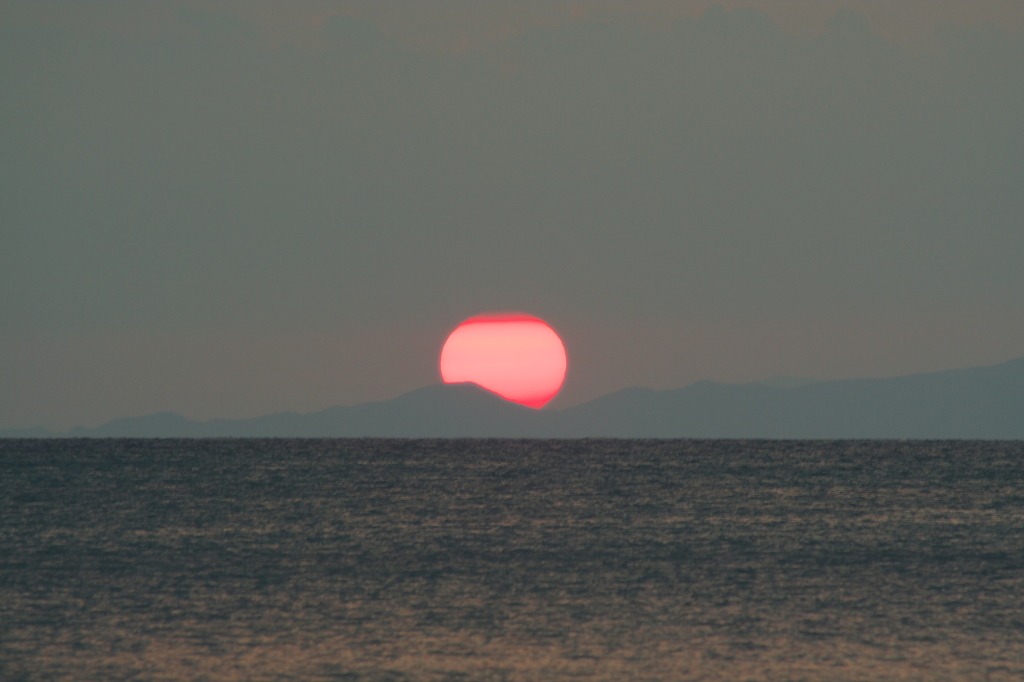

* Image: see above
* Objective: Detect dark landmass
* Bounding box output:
[3,356,1023,438]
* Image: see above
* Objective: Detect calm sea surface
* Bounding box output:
[2,439,1023,681]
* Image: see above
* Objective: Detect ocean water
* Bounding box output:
[2,439,1023,681]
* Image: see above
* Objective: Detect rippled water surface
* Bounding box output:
[2,439,1023,680]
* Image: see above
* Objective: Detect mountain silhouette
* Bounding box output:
[548,356,1024,438]
[3,357,1022,439]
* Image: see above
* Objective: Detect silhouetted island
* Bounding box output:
[3,356,1022,439]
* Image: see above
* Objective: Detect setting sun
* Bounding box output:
[440,313,567,408]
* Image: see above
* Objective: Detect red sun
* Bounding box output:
[440,313,567,408]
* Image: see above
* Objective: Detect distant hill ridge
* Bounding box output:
[3,357,1023,439]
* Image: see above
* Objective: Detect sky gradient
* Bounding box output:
[2,1,1022,429]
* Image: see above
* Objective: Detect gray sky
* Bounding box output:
[2,2,1022,429]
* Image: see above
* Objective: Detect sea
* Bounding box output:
[2,439,1022,681]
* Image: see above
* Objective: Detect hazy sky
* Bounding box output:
[2,1,1022,429]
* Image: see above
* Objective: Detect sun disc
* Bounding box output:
[440,313,567,408]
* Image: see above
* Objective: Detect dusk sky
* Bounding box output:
[2,1,1022,429]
